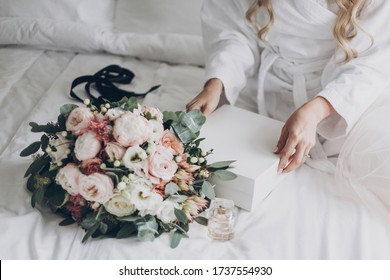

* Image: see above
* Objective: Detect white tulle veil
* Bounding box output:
[335,92,390,224]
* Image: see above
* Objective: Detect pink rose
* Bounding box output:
[160,130,184,155]
[78,173,114,203]
[55,163,84,195]
[105,142,126,162]
[74,131,102,161]
[148,146,178,181]
[66,107,94,136]
[113,112,150,147]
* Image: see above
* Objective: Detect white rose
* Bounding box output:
[106,107,125,120]
[113,112,150,147]
[74,131,101,161]
[47,133,70,164]
[148,145,178,181]
[142,106,164,122]
[66,107,94,136]
[104,193,136,217]
[122,145,148,173]
[55,163,84,195]
[105,142,126,162]
[157,200,178,224]
[79,173,114,203]
[148,120,164,143]
[131,187,163,217]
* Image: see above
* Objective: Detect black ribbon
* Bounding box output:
[70,65,160,105]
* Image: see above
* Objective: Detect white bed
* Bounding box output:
[1,0,390,260]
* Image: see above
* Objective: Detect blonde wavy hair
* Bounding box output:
[246,0,369,63]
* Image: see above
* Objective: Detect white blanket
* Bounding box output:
[1,7,390,260]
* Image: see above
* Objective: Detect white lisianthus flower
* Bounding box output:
[129,175,153,191]
[47,133,71,164]
[104,193,136,217]
[74,131,101,161]
[55,163,84,195]
[148,120,164,143]
[78,173,114,204]
[122,145,148,173]
[113,112,150,147]
[131,187,163,217]
[156,200,178,224]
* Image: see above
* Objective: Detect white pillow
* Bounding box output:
[114,0,203,35]
[0,0,115,27]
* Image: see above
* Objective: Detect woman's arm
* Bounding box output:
[187,0,261,115]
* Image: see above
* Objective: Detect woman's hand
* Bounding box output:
[186,78,224,116]
[274,97,335,173]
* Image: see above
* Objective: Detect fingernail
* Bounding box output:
[273,147,278,153]
[278,168,283,174]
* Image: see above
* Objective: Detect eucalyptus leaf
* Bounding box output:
[57,114,67,131]
[25,156,51,177]
[174,208,189,224]
[175,222,189,234]
[40,135,50,150]
[116,222,137,239]
[195,216,208,226]
[20,141,41,157]
[99,222,109,234]
[214,170,237,181]
[137,217,159,242]
[46,184,68,207]
[167,195,188,203]
[32,186,46,208]
[164,182,179,196]
[163,111,178,123]
[60,104,78,116]
[117,215,139,223]
[26,175,36,192]
[170,231,184,249]
[82,222,100,243]
[207,160,236,169]
[201,180,215,199]
[59,217,76,226]
[181,110,206,133]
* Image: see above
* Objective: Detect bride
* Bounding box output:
[187,0,390,221]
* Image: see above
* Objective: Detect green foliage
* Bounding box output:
[110,97,139,112]
[20,141,41,157]
[60,104,78,116]
[174,208,189,224]
[214,170,237,181]
[201,180,215,199]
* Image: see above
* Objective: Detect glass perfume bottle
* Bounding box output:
[208,198,236,241]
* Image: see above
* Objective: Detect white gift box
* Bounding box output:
[200,105,288,211]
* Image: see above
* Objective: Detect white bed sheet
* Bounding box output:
[1,46,390,260]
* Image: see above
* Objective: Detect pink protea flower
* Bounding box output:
[152,180,169,196]
[173,169,194,191]
[182,195,208,221]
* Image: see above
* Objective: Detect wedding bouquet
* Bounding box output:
[20,97,235,248]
